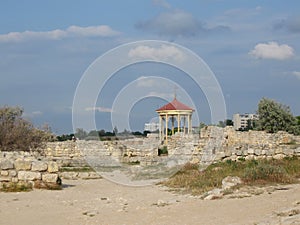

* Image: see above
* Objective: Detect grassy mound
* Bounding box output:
[162,156,300,195]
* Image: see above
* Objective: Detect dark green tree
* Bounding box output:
[256,98,300,135]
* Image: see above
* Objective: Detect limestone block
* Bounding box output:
[11,177,18,183]
[9,170,17,177]
[18,171,41,181]
[0,176,11,182]
[265,149,275,156]
[14,160,32,171]
[247,149,254,154]
[245,155,254,160]
[47,161,59,173]
[275,148,283,154]
[273,154,285,160]
[32,161,48,172]
[0,159,14,170]
[60,172,78,180]
[78,172,90,179]
[1,170,9,176]
[254,149,261,156]
[42,173,59,183]
[235,150,242,156]
[282,148,294,155]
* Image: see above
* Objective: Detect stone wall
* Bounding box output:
[41,127,300,170]
[0,151,61,190]
[198,126,300,164]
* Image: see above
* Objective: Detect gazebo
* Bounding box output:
[156,97,194,144]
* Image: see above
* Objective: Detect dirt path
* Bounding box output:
[0,179,299,225]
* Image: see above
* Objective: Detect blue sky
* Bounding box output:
[1,0,300,134]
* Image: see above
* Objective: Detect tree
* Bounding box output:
[225,119,234,126]
[75,128,87,140]
[113,126,118,135]
[0,106,52,151]
[256,98,300,135]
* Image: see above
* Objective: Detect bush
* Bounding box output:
[0,106,53,152]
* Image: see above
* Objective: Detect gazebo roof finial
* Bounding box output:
[174,86,178,100]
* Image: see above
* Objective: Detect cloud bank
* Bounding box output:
[0,25,121,42]
[128,44,185,62]
[249,41,294,60]
[136,10,230,37]
[85,107,113,113]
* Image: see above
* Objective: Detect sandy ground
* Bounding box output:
[0,178,299,225]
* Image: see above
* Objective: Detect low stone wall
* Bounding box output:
[0,151,61,190]
[42,127,300,170]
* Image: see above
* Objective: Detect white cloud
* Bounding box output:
[249,41,294,60]
[292,71,300,79]
[136,76,169,88]
[85,107,113,113]
[0,25,121,42]
[147,91,174,99]
[128,44,185,62]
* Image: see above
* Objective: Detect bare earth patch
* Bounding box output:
[0,179,299,225]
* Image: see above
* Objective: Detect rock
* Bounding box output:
[0,176,11,182]
[78,172,90,179]
[245,155,254,160]
[204,188,223,200]
[14,160,32,171]
[247,149,254,154]
[31,161,48,172]
[0,170,9,176]
[59,172,78,180]
[222,176,242,190]
[156,199,168,207]
[88,172,101,179]
[0,159,14,170]
[9,170,17,177]
[273,154,285,160]
[18,171,41,181]
[42,173,59,183]
[47,161,59,173]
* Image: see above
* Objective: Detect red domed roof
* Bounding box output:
[156,98,194,111]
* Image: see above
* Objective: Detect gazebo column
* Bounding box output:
[165,114,168,144]
[159,115,162,142]
[188,114,192,134]
[183,116,186,135]
[171,116,175,135]
[177,114,180,133]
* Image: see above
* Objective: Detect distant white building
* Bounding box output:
[233,113,258,130]
[144,122,160,132]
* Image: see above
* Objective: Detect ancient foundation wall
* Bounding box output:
[2,126,299,189]
[43,127,300,167]
[0,151,61,190]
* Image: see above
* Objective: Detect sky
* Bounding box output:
[1,0,300,134]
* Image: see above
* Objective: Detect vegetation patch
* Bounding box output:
[0,182,32,192]
[59,166,95,172]
[161,157,300,195]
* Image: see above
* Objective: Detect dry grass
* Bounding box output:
[0,182,32,192]
[162,156,300,195]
